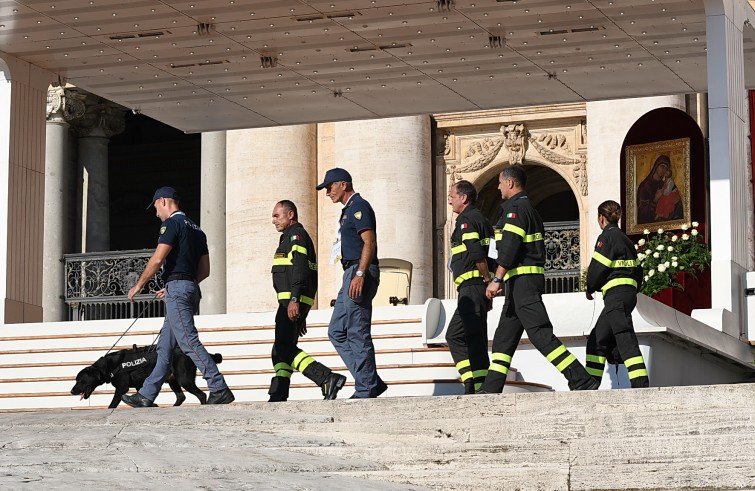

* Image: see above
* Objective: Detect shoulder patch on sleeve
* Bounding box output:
[506,212,517,219]
[597,241,603,248]
[290,234,300,241]
[460,222,468,229]
[354,211,362,220]
[160,226,166,235]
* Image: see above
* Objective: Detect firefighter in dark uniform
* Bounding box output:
[268,200,348,401]
[584,200,649,388]
[481,166,598,393]
[446,180,493,394]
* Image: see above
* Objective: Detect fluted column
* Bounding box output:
[321,116,433,305]
[704,0,750,336]
[200,131,227,314]
[42,86,77,321]
[68,91,125,252]
[226,125,317,313]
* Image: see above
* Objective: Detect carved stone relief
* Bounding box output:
[528,131,588,196]
[501,123,527,165]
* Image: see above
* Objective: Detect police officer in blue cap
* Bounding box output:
[317,169,387,398]
[121,186,234,407]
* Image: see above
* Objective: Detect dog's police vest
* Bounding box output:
[110,347,158,379]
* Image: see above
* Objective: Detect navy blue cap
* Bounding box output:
[316,168,352,190]
[147,186,180,209]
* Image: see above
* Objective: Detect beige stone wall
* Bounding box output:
[225,125,317,313]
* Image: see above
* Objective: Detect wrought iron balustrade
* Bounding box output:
[64,249,164,321]
[543,220,581,294]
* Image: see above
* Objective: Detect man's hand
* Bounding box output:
[585,291,593,301]
[288,301,300,322]
[156,288,166,300]
[297,319,307,337]
[349,275,364,300]
[486,281,502,300]
[128,285,142,302]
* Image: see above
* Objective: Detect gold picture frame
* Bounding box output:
[625,137,691,235]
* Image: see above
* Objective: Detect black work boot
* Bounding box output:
[463,380,476,395]
[121,392,157,408]
[321,372,347,400]
[207,388,235,404]
[564,364,600,391]
[267,376,290,402]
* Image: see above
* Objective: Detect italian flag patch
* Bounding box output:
[290,235,300,241]
[507,213,517,219]
[460,223,468,229]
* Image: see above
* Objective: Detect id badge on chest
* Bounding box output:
[330,238,342,265]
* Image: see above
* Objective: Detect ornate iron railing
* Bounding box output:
[543,220,581,294]
[64,249,164,321]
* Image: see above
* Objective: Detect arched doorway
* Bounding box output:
[477,164,581,293]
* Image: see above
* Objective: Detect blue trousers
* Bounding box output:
[329,264,382,397]
[139,280,228,402]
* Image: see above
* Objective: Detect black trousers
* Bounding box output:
[481,275,594,392]
[586,287,649,388]
[445,282,490,393]
[270,304,331,400]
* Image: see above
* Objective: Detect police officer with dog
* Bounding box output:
[268,200,347,401]
[584,200,649,388]
[122,186,234,407]
[481,166,598,393]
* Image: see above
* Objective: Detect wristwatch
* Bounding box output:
[290,296,299,303]
[355,270,365,277]
[492,277,503,284]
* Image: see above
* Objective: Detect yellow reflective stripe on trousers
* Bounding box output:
[503,265,545,281]
[624,355,645,368]
[546,345,567,362]
[292,351,315,372]
[586,367,604,377]
[460,371,473,381]
[461,232,480,241]
[454,269,482,286]
[276,369,292,378]
[601,277,638,294]
[272,257,293,266]
[455,359,471,371]
[586,354,606,364]
[472,369,488,378]
[488,363,509,375]
[593,251,638,269]
[277,292,315,305]
[503,223,526,238]
[628,368,648,379]
[492,352,512,363]
[451,243,467,256]
[555,353,577,372]
[274,362,293,372]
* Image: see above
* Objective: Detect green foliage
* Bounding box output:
[635,222,711,297]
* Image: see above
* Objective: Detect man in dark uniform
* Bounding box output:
[316,168,387,399]
[585,200,649,388]
[268,200,348,401]
[481,167,598,393]
[446,180,493,394]
[122,186,234,407]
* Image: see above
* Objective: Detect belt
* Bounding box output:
[165,273,196,283]
[341,260,379,271]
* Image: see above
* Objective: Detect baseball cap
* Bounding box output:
[315,168,352,190]
[147,186,180,209]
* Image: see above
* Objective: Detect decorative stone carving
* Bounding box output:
[60,89,126,138]
[459,137,503,173]
[46,86,86,124]
[529,132,588,196]
[501,123,527,165]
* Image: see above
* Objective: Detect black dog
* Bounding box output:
[71,345,223,408]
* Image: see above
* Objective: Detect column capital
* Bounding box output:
[45,85,85,124]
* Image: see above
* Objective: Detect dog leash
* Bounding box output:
[105,292,160,356]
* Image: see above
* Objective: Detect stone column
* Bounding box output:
[200,131,227,314]
[42,86,82,321]
[703,0,750,336]
[324,116,433,305]
[68,92,125,252]
[226,125,317,313]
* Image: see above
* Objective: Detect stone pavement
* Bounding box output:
[1,384,755,490]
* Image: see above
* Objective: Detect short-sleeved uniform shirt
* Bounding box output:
[339,193,379,265]
[158,211,209,280]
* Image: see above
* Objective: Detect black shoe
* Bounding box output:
[121,393,156,408]
[207,388,235,404]
[573,378,600,391]
[375,379,388,397]
[322,373,347,400]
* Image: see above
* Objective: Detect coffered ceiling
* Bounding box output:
[2,0,755,132]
